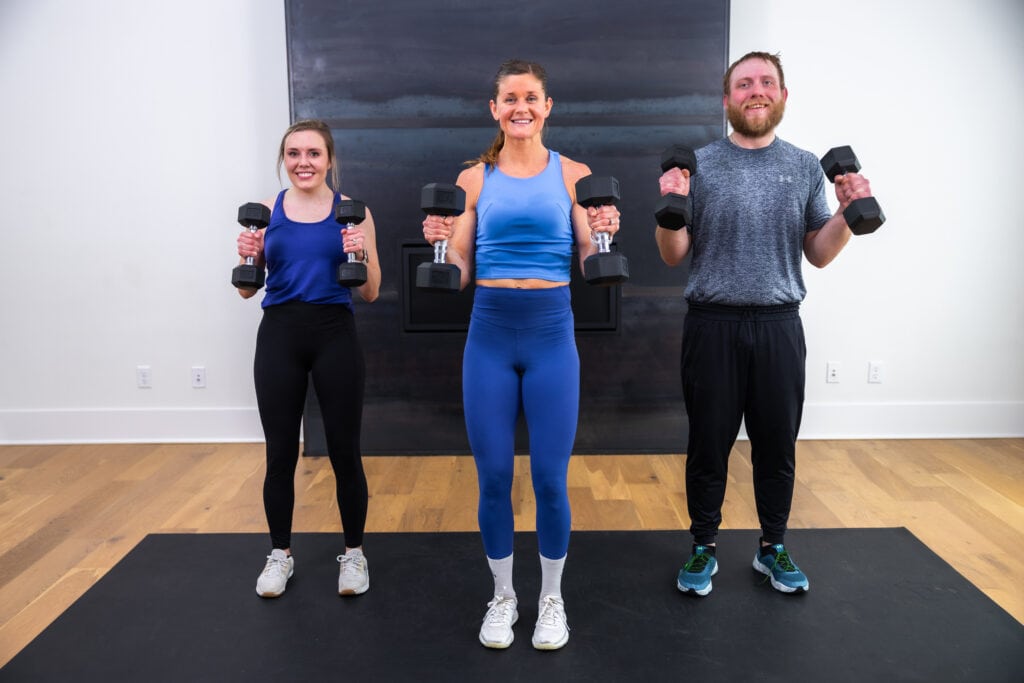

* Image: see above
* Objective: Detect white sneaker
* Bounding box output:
[532,595,569,650]
[479,595,518,649]
[337,551,369,595]
[256,549,293,598]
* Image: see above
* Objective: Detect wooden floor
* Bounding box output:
[1,439,1022,666]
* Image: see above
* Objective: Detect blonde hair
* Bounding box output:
[466,59,549,168]
[276,119,340,190]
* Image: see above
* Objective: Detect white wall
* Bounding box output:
[729,0,1024,437]
[0,0,1021,443]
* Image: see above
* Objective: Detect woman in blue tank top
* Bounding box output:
[422,59,621,651]
[234,119,381,600]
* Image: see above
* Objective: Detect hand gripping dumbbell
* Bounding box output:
[820,146,885,235]
[654,145,697,230]
[335,199,368,287]
[575,175,629,286]
[416,183,466,292]
[232,202,271,290]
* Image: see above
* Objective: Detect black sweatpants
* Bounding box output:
[681,302,805,546]
[254,302,367,550]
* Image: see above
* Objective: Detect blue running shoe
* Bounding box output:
[753,543,809,593]
[676,545,718,596]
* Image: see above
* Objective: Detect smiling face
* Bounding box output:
[282,129,332,190]
[724,57,788,140]
[490,72,552,141]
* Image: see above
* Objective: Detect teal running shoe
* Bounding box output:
[676,545,718,596]
[753,542,809,593]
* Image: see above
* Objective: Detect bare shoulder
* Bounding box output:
[457,163,485,204]
[559,154,592,185]
[457,163,485,189]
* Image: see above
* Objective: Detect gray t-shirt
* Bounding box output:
[686,136,832,306]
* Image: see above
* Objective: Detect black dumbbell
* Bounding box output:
[575,175,629,286]
[232,202,271,290]
[416,183,466,292]
[820,146,885,235]
[654,146,697,230]
[335,200,368,287]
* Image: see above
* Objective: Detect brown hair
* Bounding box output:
[466,59,549,168]
[723,51,785,96]
[276,119,340,191]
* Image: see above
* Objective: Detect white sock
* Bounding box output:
[345,547,363,557]
[487,554,515,600]
[539,553,565,600]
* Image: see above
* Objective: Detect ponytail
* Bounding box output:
[466,130,505,168]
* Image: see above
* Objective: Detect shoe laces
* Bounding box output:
[684,549,712,573]
[337,553,366,577]
[262,553,289,576]
[536,596,567,630]
[768,546,797,572]
[485,596,517,626]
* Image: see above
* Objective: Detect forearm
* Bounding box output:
[655,226,691,266]
[354,255,381,302]
[444,247,473,291]
[803,214,852,268]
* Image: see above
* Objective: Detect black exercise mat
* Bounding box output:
[4,529,1022,682]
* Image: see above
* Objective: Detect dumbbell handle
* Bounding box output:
[433,239,449,264]
[593,231,611,254]
[243,225,259,266]
[342,223,361,264]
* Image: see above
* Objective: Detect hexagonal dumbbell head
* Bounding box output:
[655,196,692,231]
[584,250,629,286]
[417,183,465,292]
[660,145,697,176]
[575,175,620,208]
[335,199,366,226]
[844,198,886,235]
[820,146,885,235]
[654,146,697,231]
[820,145,861,183]
[237,202,271,229]
[575,175,627,286]
[421,183,466,217]
[233,202,270,291]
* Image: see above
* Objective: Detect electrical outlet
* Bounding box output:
[191,366,206,388]
[136,365,152,389]
[826,361,841,383]
[868,361,884,384]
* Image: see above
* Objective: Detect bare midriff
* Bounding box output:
[476,278,566,289]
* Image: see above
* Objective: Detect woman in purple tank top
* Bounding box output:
[234,119,381,601]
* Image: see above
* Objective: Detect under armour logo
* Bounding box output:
[778,174,793,183]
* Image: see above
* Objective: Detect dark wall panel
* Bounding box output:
[285,0,729,454]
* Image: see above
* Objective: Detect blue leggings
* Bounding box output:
[463,286,579,560]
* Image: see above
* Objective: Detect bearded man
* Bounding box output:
[655,51,877,597]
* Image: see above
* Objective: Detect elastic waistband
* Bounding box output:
[686,301,800,321]
[262,301,354,324]
[472,285,572,328]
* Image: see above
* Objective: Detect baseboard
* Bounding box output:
[1,401,1021,444]
[795,400,1024,439]
[0,408,265,444]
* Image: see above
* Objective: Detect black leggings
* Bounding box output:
[254,302,367,550]
[681,302,806,546]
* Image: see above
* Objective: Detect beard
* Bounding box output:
[727,98,785,138]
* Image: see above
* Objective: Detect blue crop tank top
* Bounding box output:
[475,150,574,282]
[261,189,354,309]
